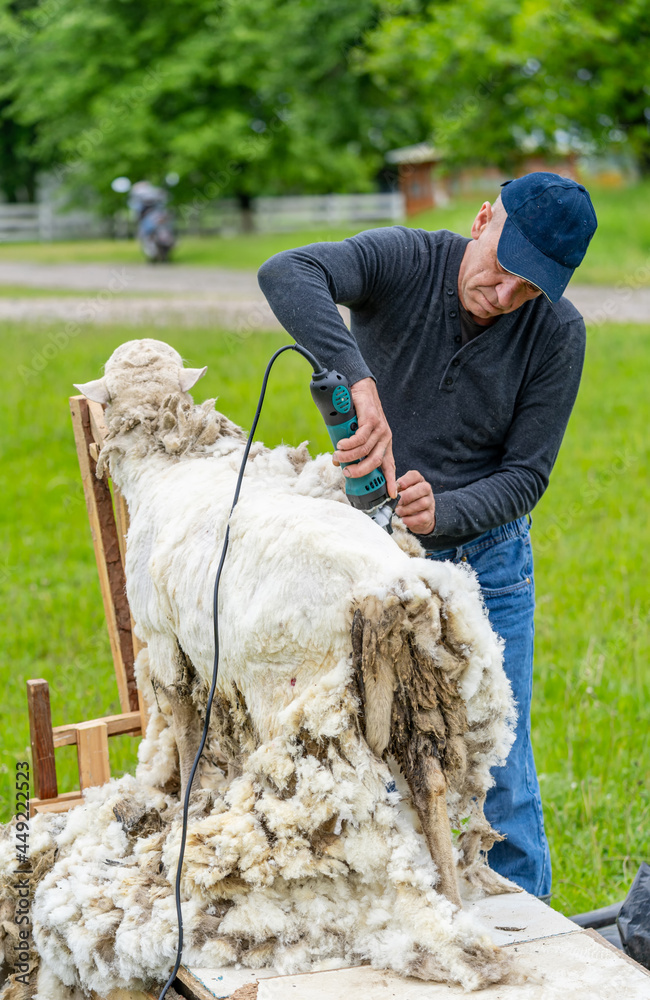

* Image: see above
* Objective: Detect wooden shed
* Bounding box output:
[385,142,442,216]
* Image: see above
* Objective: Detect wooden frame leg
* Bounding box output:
[27,679,58,801]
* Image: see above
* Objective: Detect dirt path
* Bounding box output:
[0,262,282,330]
[0,294,282,331]
[0,262,648,328]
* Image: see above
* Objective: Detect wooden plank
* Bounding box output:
[52,710,142,747]
[32,790,84,805]
[76,720,111,790]
[111,478,151,734]
[465,889,577,945]
[31,795,84,816]
[113,487,130,568]
[584,927,650,977]
[175,968,220,1000]
[26,679,58,801]
[87,397,108,448]
[137,688,150,738]
[251,933,650,999]
[186,968,278,999]
[70,395,138,712]
[87,397,151,730]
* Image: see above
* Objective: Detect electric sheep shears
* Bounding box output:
[309,364,398,533]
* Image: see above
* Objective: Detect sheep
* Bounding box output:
[0,338,518,999]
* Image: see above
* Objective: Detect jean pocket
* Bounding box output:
[468,532,533,597]
[480,577,534,598]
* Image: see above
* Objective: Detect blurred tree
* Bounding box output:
[1,0,649,205]
[0,113,39,202]
[0,1,44,201]
[514,0,650,171]
[362,0,650,170]
[0,0,420,208]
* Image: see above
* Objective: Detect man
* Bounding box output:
[257,171,598,898]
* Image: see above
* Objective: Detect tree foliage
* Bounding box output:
[0,0,649,204]
[0,0,419,206]
[363,0,650,169]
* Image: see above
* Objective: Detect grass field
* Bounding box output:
[1,320,648,917]
[0,181,649,286]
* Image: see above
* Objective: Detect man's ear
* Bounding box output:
[73,378,110,404]
[471,201,493,240]
[179,366,207,392]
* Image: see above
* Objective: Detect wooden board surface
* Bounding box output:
[251,934,650,1000]
[185,890,650,1000]
[465,888,578,945]
[175,967,221,1000]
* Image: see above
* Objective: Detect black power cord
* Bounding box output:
[158,343,322,1000]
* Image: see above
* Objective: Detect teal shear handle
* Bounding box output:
[310,369,389,512]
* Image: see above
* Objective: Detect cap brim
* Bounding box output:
[497,215,574,303]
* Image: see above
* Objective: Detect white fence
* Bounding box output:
[253,192,405,231]
[176,197,245,236]
[0,191,405,242]
[0,203,112,242]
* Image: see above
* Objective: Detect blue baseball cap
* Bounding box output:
[498,172,597,303]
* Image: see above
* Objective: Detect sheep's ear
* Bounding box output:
[179,366,207,392]
[73,378,110,404]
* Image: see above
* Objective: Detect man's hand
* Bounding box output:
[395,470,436,535]
[333,377,398,498]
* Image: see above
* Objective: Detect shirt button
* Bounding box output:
[454,335,461,344]
[452,358,460,367]
[445,377,453,386]
[449,310,457,318]
[447,288,454,296]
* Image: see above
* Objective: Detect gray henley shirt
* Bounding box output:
[257,226,586,550]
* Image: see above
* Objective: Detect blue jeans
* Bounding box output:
[425,516,552,897]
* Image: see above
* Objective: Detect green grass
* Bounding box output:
[0,321,648,918]
[1,180,649,284]
[0,285,85,297]
[0,226,380,270]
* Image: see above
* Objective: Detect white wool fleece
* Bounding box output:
[0,339,519,998]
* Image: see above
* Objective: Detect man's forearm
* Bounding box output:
[423,465,546,541]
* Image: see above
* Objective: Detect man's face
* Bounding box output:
[458,200,543,324]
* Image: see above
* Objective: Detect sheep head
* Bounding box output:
[74,338,206,407]
[74,339,245,473]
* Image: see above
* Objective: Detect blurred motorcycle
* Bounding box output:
[112,176,177,263]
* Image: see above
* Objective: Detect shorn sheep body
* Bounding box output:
[0,339,519,999]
